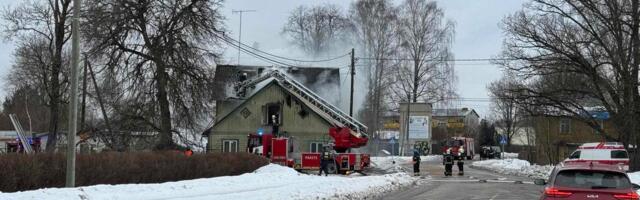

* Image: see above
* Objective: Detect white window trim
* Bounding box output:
[222,139,239,153]
[309,142,323,153]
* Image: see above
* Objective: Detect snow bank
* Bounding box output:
[502,152,519,159]
[0,164,416,200]
[472,159,553,180]
[371,155,442,173]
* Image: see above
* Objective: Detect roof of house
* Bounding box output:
[432,108,479,118]
[209,69,367,137]
[212,65,340,100]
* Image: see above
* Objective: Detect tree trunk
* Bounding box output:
[45,13,66,152]
[155,61,174,150]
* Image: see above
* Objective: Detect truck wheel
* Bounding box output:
[326,163,337,174]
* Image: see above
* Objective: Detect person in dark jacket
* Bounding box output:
[318,146,333,176]
[412,149,421,176]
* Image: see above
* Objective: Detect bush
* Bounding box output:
[0,152,269,192]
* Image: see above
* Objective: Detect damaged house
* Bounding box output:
[204,65,366,153]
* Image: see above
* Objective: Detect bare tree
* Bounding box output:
[84,0,225,149]
[488,73,523,149]
[499,0,640,168]
[3,0,74,151]
[350,0,397,135]
[392,0,456,103]
[282,4,352,57]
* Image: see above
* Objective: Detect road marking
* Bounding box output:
[427,179,536,185]
[489,193,499,200]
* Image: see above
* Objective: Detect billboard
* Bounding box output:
[408,115,430,139]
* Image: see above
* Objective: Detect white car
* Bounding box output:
[564,142,629,171]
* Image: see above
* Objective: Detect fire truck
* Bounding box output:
[238,70,371,174]
[442,137,475,160]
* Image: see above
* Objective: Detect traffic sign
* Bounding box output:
[389,138,396,144]
[500,135,507,145]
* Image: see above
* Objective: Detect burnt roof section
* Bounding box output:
[212,65,341,100]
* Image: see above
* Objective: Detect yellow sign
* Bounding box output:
[384,122,400,129]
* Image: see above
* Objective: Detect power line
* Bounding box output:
[356,57,517,62]
[220,34,351,63]
[215,34,298,67]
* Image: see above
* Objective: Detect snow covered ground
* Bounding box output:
[370,155,442,173]
[0,164,416,200]
[472,159,554,180]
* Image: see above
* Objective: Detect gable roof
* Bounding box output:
[433,108,479,118]
[212,65,340,100]
[211,70,367,138]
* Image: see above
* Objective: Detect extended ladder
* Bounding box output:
[9,114,34,153]
[236,69,368,137]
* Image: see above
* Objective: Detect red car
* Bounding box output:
[535,162,639,200]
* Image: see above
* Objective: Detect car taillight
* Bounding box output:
[614,192,640,200]
[544,187,572,197]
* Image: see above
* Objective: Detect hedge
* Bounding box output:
[0,152,269,192]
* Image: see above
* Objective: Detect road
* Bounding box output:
[380,159,544,200]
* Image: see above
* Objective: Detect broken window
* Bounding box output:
[263,103,282,125]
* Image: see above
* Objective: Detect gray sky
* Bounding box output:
[220,0,528,118]
[0,0,527,118]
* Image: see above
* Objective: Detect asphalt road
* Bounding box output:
[380,160,544,200]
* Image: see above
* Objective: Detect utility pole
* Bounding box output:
[349,48,355,117]
[66,0,82,188]
[80,55,88,130]
[400,97,412,156]
[232,9,256,65]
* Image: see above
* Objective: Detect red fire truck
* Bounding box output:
[248,127,370,174]
[442,137,475,160]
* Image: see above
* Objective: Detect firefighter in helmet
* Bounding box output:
[412,149,421,176]
[443,146,454,176]
[318,146,334,176]
[457,145,465,176]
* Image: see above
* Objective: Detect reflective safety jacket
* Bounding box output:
[321,151,332,160]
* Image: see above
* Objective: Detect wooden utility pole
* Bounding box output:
[349,48,355,117]
[66,0,82,187]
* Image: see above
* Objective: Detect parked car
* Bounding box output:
[564,142,629,171]
[479,145,502,159]
[535,162,639,200]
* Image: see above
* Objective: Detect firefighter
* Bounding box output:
[318,146,333,176]
[443,147,454,176]
[457,145,465,176]
[184,148,193,157]
[412,149,421,176]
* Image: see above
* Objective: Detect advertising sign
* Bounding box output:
[408,115,430,139]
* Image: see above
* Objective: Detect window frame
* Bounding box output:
[309,142,323,153]
[222,139,239,153]
[560,118,571,134]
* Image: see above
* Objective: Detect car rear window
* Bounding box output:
[611,150,628,159]
[554,170,632,189]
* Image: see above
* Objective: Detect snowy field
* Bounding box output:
[370,155,442,173]
[472,158,554,180]
[0,164,416,200]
